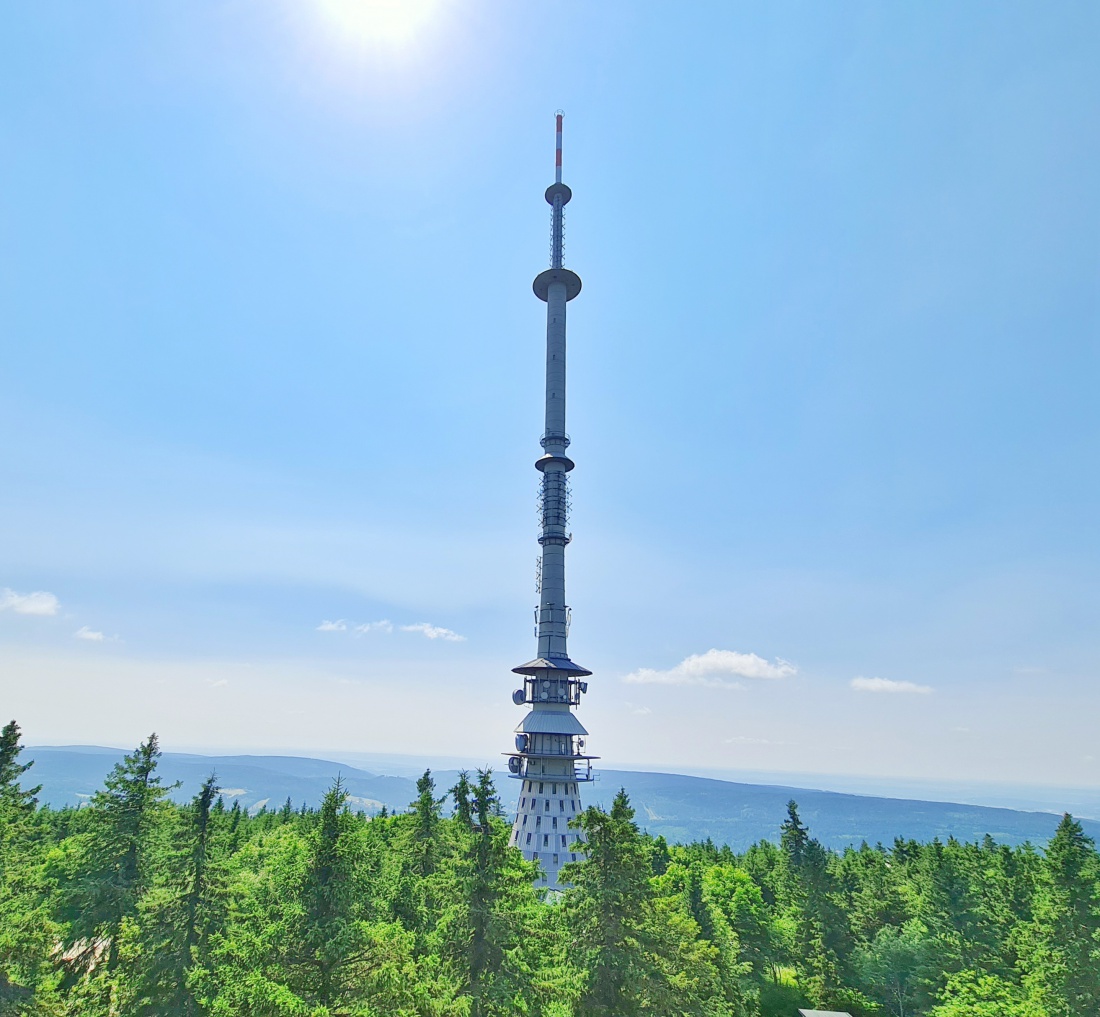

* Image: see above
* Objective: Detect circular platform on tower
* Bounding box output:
[533,268,582,302]
[535,453,574,472]
[545,182,572,205]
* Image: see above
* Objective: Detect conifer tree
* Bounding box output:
[224,799,244,855]
[467,770,497,1016]
[450,770,473,825]
[649,834,671,876]
[60,733,177,976]
[779,801,866,1012]
[183,774,221,976]
[437,769,553,1016]
[207,777,383,1014]
[384,770,447,937]
[562,789,653,1017]
[289,776,372,1007]
[122,773,222,1016]
[0,721,54,1011]
[0,721,41,820]
[411,768,445,877]
[684,863,718,945]
[1020,813,1100,1016]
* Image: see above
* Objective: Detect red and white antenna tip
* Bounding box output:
[555,113,563,183]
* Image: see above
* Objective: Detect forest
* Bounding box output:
[1,721,1097,1017]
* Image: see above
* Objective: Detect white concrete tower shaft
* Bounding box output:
[506,114,596,892]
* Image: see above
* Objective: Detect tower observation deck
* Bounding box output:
[505,113,596,891]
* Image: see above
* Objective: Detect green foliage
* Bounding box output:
[779,801,869,1012]
[115,772,225,1016]
[561,789,655,1017]
[0,721,58,1014]
[852,923,938,1016]
[1,722,1099,1017]
[1017,814,1100,1016]
[930,971,1047,1017]
[0,722,41,820]
[56,733,179,982]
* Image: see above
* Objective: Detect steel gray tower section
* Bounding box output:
[506,113,595,892]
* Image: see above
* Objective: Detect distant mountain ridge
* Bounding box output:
[25,745,1094,852]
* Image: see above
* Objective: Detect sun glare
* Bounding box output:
[316,0,440,48]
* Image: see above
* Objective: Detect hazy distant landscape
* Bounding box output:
[29,744,1098,851]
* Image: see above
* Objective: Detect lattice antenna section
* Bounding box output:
[537,471,571,531]
[549,200,566,268]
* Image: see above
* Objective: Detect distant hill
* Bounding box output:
[25,746,1093,852]
[25,746,416,818]
[581,770,1093,852]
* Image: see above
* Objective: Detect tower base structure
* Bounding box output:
[509,775,588,888]
[505,668,597,890]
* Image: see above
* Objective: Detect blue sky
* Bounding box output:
[1,1,1097,787]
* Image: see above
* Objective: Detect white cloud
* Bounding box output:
[400,621,465,642]
[74,626,105,642]
[355,620,394,634]
[206,678,229,689]
[724,735,787,745]
[317,619,347,632]
[623,649,796,689]
[1,588,60,616]
[626,703,652,716]
[851,676,933,695]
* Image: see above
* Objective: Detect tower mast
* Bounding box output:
[506,113,596,891]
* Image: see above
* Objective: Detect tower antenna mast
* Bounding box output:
[505,113,596,891]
